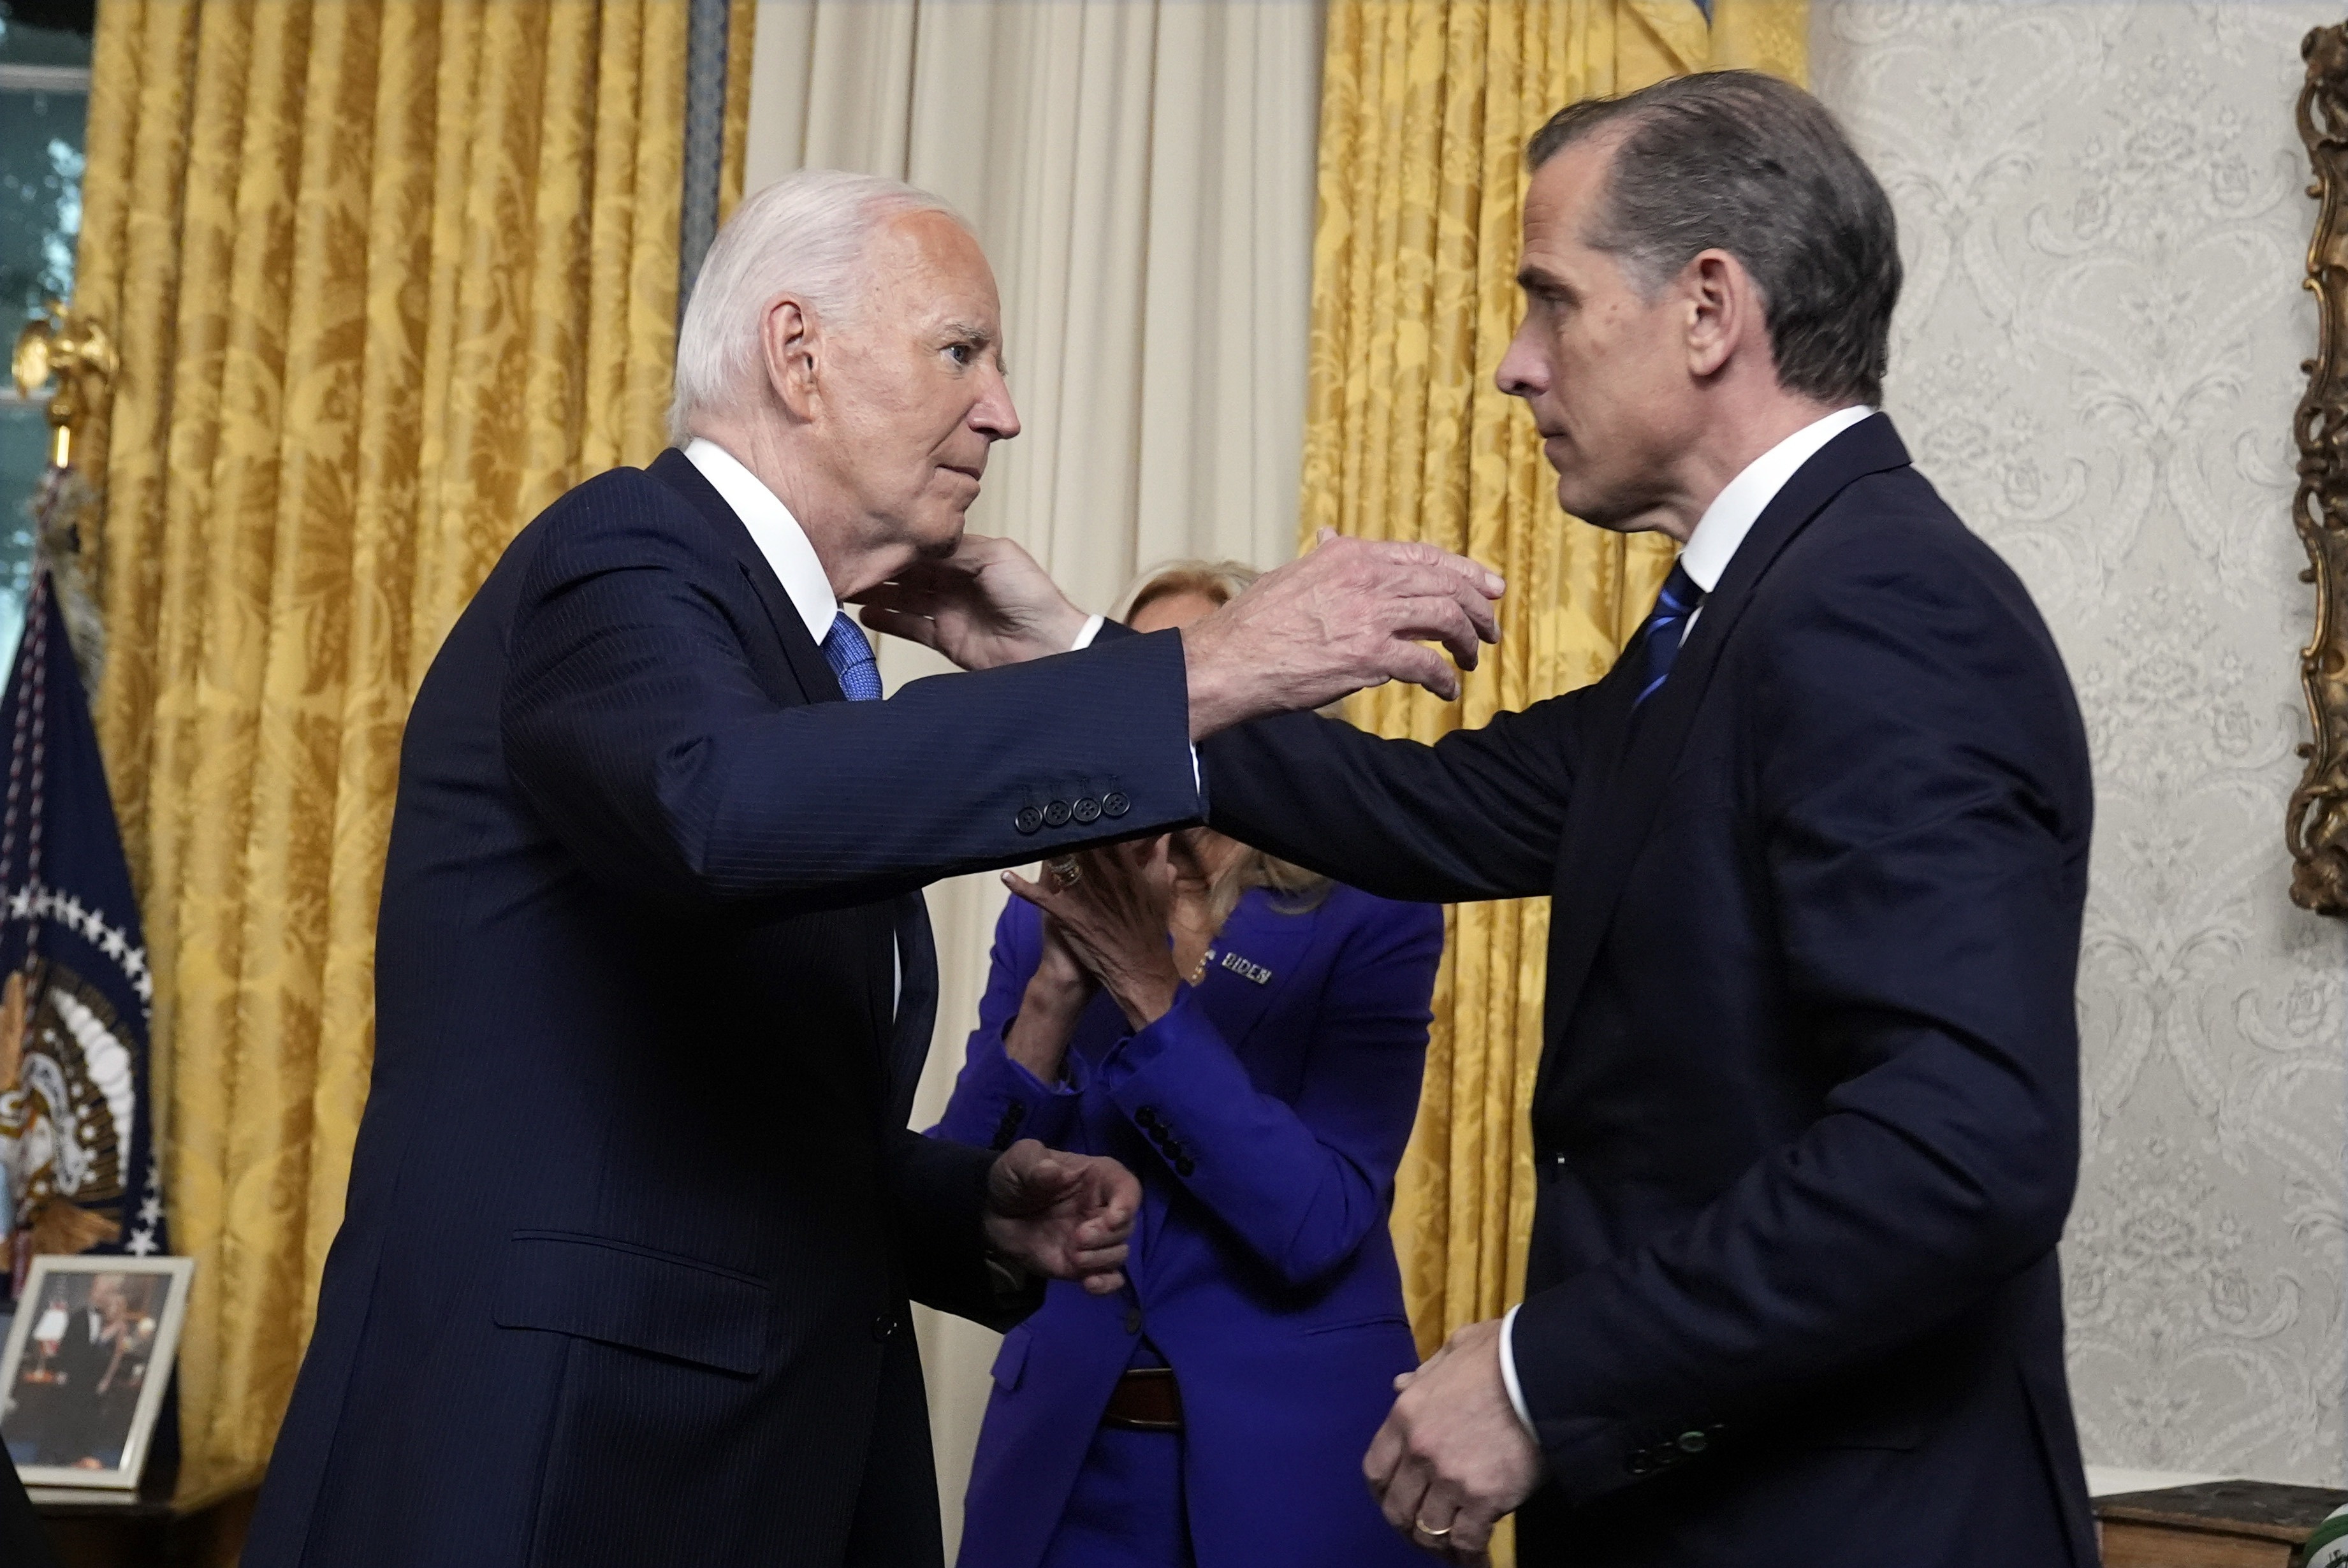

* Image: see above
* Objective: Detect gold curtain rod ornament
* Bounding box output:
[13,303,114,472]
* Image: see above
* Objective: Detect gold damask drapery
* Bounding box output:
[73,0,752,1507]
[1304,6,1804,1549]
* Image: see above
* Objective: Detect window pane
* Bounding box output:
[0,10,91,672]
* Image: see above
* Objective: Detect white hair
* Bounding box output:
[667,169,968,444]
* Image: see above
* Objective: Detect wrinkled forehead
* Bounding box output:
[856,208,1002,334]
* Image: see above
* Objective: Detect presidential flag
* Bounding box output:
[0,559,163,1302]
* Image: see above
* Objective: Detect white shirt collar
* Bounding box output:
[1675,405,1874,594]
[682,438,838,646]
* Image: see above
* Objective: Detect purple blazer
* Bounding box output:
[933,882,1443,1568]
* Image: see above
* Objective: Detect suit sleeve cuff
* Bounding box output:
[1500,1303,1537,1438]
[1072,613,1105,650]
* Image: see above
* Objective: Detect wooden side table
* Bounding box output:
[26,1461,252,1568]
[2096,1479,2348,1567]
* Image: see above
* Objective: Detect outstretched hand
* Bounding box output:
[852,533,1089,669]
[982,1138,1141,1296]
[1181,529,1505,738]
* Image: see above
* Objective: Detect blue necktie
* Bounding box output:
[822,611,883,702]
[1632,561,1705,713]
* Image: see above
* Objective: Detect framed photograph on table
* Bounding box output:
[0,1255,193,1490]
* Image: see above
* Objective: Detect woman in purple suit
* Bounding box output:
[933,562,1444,1568]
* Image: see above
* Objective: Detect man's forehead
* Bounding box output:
[869,210,1000,317]
[1524,134,1617,238]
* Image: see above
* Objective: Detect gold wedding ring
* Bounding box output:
[1046,856,1081,887]
[1414,1518,1452,1539]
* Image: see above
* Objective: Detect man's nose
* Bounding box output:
[1496,328,1547,400]
[974,371,1021,440]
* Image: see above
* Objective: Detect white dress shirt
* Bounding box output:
[1496,403,1874,1439]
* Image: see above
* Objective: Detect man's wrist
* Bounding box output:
[1499,1302,1538,1440]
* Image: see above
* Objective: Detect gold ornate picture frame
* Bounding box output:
[2289,22,2348,914]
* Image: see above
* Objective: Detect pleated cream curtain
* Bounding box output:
[1304,4,1804,1557]
[741,0,1323,1546]
[73,0,751,1507]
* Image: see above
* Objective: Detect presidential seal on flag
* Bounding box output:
[0,528,164,1297]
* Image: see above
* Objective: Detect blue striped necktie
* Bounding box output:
[822,611,883,701]
[1632,561,1706,713]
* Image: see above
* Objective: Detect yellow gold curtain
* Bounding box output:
[71,0,737,1507]
[1303,4,1804,1554]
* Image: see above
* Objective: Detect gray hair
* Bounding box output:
[1527,71,1900,407]
[668,169,968,444]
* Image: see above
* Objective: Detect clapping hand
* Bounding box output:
[982,1138,1142,1296]
[1002,839,1183,1031]
[852,533,1088,669]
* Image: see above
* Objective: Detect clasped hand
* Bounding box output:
[1366,1318,1545,1564]
[982,1137,1141,1297]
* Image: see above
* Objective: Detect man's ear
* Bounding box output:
[761,295,820,423]
[1682,249,1753,381]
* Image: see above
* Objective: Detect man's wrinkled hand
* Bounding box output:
[852,534,1088,669]
[1181,530,1505,739]
[982,1139,1141,1296]
[1364,1318,1543,1564]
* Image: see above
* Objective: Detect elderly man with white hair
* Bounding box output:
[240,171,1501,1568]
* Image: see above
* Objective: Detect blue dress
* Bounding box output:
[933,882,1443,1568]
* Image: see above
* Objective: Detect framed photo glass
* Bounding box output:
[0,1254,193,1490]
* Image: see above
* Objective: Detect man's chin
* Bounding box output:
[914,515,969,561]
[1555,479,1672,537]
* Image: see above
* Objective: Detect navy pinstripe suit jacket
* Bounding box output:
[243,449,1200,1568]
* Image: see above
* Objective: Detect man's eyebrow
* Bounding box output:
[935,318,995,344]
[1517,264,1575,298]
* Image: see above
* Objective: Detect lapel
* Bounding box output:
[647,447,843,706]
[1533,415,1915,1114]
[648,449,914,1117]
[884,892,939,1128]
[1188,891,1323,1061]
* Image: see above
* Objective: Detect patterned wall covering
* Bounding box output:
[1814,0,2347,1484]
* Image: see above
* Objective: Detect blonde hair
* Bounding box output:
[1118,559,1333,921]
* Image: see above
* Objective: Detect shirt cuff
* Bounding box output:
[1499,1303,1537,1439]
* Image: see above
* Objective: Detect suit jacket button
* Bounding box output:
[1072,797,1102,824]
[1175,1158,1195,1177]
[1677,1430,1709,1455]
[871,1315,897,1342]
[1627,1453,1654,1476]
[1015,806,1043,834]
[1102,791,1130,818]
[1123,1307,1142,1334]
[1044,799,1073,828]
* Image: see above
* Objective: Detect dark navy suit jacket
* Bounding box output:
[935,885,1441,1568]
[243,449,1201,1568]
[1199,417,2101,1568]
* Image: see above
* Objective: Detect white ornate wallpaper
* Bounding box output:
[1814,0,2348,1483]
